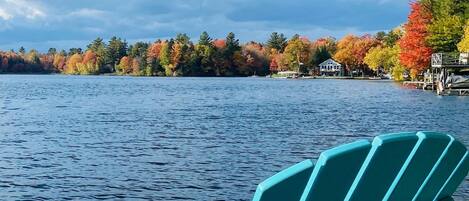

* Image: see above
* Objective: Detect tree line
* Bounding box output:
[0,0,468,80]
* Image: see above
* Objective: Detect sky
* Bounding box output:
[0,0,410,52]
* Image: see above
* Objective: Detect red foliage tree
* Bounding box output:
[398,1,433,78]
[213,39,226,49]
[82,50,97,65]
[147,41,163,60]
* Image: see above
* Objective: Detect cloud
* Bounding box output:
[0,8,13,20]
[0,0,410,52]
[68,8,108,18]
[0,0,45,20]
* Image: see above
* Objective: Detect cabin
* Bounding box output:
[319,59,342,76]
[430,53,469,96]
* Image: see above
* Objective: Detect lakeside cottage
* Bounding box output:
[319,59,342,76]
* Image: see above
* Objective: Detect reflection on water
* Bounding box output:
[0,75,468,200]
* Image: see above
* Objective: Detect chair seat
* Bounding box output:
[252,131,469,201]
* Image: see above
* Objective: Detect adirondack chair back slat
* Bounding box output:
[435,151,469,200]
[344,132,419,201]
[252,132,468,201]
[252,159,315,201]
[413,136,467,201]
[383,132,452,201]
[300,140,371,201]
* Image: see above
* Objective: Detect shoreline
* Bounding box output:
[0,73,395,81]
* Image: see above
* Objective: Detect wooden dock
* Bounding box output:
[403,81,435,90]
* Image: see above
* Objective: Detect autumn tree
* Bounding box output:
[427,15,464,52]
[312,37,337,55]
[269,56,279,73]
[334,34,379,76]
[116,56,132,75]
[364,46,388,75]
[239,42,269,75]
[425,0,468,52]
[159,41,173,76]
[212,39,227,76]
[77,50,100,75]
[334,35,359,74]
[146,40,164,76]
[171,33,192,76]
[283,35,311,73]
[457,20,469,52]
[27,50,40,65]
[383,27,403,47]
[65,53,83,74]
[53,52,67,72]
[131,58,141,75]
[398,1,433,79]
[127,42,149,75]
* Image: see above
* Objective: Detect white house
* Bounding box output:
[319,59,342,76]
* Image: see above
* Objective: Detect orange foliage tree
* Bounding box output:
[82,50,97,65]
[117,56,132,74]
[398,1,433,79]
[334,35,379,75]
[65,53,83,74]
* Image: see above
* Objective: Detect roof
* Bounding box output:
[319,59,341,67]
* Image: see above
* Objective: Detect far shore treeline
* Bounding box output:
[1,0,468,80]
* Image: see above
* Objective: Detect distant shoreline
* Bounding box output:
[0,73,395,81]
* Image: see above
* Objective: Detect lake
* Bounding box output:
[0,75,468,200]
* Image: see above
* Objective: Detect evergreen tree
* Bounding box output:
[69,48,82,55]
[19,47,25,55]
[266,32,287,53]
[198,31,212,46]
[310,46,331,67]
[87,37,107,72]
[47,48,57,55]
[223,32,241,75]
[375,31,386,42]
[106,36,128,72]
[196,32,215,75]
[175,33,190,45]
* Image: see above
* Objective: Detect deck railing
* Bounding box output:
[431,53,469,67]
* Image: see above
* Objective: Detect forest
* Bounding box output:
[0,0,468,80]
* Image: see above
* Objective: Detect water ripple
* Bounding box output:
[0,75,468,200]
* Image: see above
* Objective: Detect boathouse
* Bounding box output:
[431,52,469,96]
[319,59,342,76]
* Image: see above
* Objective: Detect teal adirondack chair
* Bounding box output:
[252,132,469,201]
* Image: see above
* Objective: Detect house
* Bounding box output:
[319,59,342,76]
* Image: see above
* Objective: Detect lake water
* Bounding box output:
[0,75,468,200]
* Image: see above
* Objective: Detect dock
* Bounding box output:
[430,53,469,96]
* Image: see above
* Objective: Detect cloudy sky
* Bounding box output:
[0,0,410,52]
